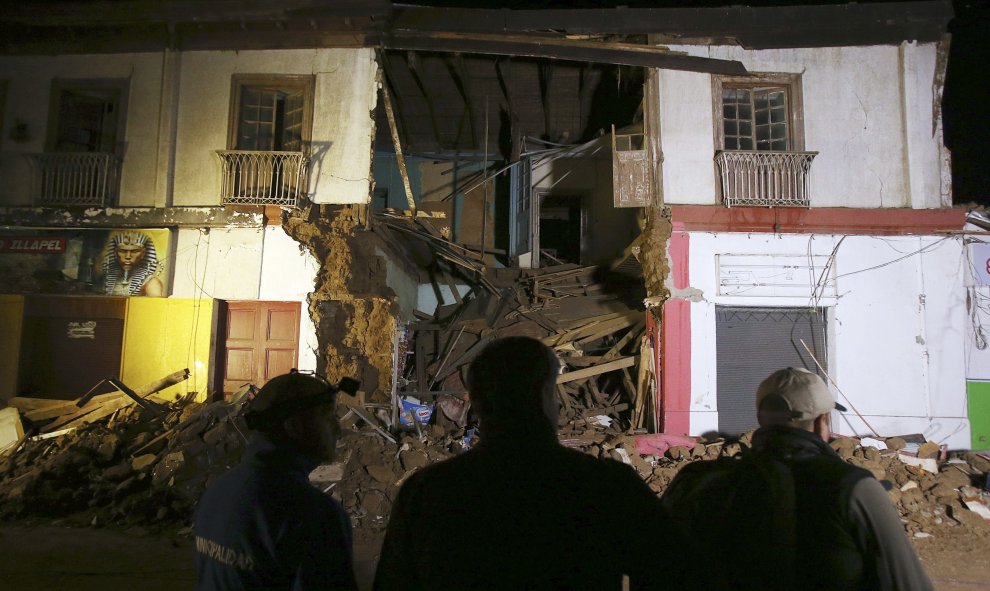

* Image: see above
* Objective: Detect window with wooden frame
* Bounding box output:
[47,79,130,154]
[219,75,315,206]
[711,73,816,207]
[32,79,129,206]
[713,73,805,152]
[227,75,315,152]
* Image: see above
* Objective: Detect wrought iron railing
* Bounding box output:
[216,150,308,207]
[28,152,121,207]
[715,150,818,207]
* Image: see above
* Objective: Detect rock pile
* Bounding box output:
[1,389,987,544]
[612,432,990,537]
[0,398,247,529]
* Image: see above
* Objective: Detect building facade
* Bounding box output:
[1,0,983,449]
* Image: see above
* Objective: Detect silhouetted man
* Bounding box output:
[374,336,691,590]
[662,367,933,591]
[194,370,357,590]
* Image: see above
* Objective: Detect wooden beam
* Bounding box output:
[391,3,952,48]
[0,0,390,27]
[557,356,635,384]
[385,31,747,75]
[380,84,417,213]
[399,50,444,151]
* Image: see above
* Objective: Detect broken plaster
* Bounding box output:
[667,285,705,302]
[0,206,264,228]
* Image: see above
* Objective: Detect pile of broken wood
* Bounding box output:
[0,369,247,527]
[376,208,655,436]
[7,369,193,440]
[392,264,656,436]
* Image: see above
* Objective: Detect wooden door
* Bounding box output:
[218,301,300,397]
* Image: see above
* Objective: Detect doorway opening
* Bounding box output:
[537,193,583,265]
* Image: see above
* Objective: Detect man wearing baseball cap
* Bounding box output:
[663,367,933,591]
[194,370,358,591]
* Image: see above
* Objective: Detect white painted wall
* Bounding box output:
[0,48,378,207]
[259,226,320,372]
[377,246,421,322]
[416,283,472,316]
[171,227,265,299]
[0,52,165,206]
[658,42,950,209]
[680,231,970,448]
[172,48,377,206]
[964,238,990,382]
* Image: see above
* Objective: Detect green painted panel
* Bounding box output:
[968,380,990,451]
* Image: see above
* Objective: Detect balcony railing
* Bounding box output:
[715,150,818,207]
[216,150,309,207]
[27,152,121,207]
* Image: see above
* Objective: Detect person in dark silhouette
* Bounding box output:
[662,367,933,591]
[374,336,691,590]
[194,370,357,591]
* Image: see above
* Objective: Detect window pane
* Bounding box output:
[236,84,309,151]
[771,123,787,141]
[722,83,792,152]
[738,103,752,121]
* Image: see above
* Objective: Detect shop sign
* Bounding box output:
[0,237,66,254]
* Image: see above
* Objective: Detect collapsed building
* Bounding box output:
[0,0,988,535]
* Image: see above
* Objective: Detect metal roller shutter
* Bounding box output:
[716,306,827,435]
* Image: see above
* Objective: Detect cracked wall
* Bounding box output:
[283,204,398,402]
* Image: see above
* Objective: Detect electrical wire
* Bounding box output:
[833,236,953,280]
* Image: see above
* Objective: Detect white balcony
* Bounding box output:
[216,150,309,207]
[28,152,121,207]
[715,150,817,207]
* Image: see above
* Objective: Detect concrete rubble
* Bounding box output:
[1,383,988,545]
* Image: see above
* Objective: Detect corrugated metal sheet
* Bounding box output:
[716,306,827,436]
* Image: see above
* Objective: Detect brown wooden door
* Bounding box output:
[219,301,300,397]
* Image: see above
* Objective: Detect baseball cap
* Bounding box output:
[243,370,340,432]
[755,367,847,422]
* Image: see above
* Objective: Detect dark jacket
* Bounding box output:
[194,433,357,591]
[662,425,933,591]
[374,429,692,590]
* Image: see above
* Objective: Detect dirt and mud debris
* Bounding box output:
[0,398,244,529]
[284,203,399,400]
[0,385,988,552]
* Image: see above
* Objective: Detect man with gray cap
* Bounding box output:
[194,370,358,590]
[662,367,933,591]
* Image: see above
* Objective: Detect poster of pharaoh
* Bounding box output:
[0,228,171,296]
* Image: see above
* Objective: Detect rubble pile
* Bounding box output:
[0,396,247,528]
[378,213,653,435]
[1,379,988,544]
[618,432,990,537]
[320,426,467,543]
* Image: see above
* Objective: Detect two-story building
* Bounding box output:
[0,1,984,449]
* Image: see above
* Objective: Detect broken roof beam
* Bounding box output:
[384,32,747,75]
[391,2,952,49]
[0,0,391,27]
[399,51,445,151]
